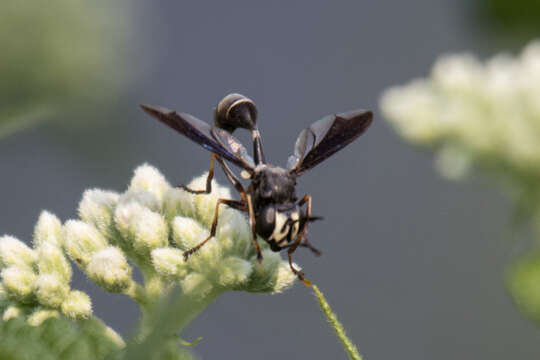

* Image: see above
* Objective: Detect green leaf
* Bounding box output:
[506,252,540,324]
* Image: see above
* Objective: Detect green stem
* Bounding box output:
[312,284,363,360]
[80,316,126,348]
[121,285,223,360]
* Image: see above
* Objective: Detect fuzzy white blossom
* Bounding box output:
[86,247,133,292]
[2,266,37,299]
[0,236,37,269]
[171,216,209,250]
[128,164,171,207]
[79,189,119,238]
[61,290,92,319]
[381,41,540,325]
[33,211,63,247]
[94,165,295,296]
[37,242,72,282]
[381,40,540,180]
[0,212,94,323]
[0,164,298,357]
[151,247,189,278]
[34,274,70,308]
[64,220,108,266]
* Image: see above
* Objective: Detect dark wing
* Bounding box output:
[287,110,373,175]
[141,104,254,170]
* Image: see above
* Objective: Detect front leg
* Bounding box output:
[178,153,216,194]
[289,239,322,256]
[183,198,246,260]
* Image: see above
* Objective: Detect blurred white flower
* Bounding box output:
[381,41,540,325]
[2,305,22,321]
[381,40,540,180]
[27,308,59,327]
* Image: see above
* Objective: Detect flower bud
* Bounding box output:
[272,261,298,293]
[0,236,37,269]
[181,272,213,297]
[163,187,196,221]
[34,274,70,308]
[242,250,296,293]
[115,202,168,253]
[189,173,232,227]
[86,247,132,292]
[132,209,169,253]
[27,308,59,326]
[214,210,251,254]
[64,220,108,266]
[37,242,72,283]
[119,190,160,212]
[151,247,188,278]
[217,257,252,287]
[114,201,145,238]
[1,266,37,299]
[171,216,208,250]
[33,211,63,247]
[78,189,119,237]
[61,290,92,319]
[129,164,170,206]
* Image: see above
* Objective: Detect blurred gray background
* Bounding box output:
[1,0,538,359]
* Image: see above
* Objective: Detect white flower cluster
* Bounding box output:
[140,164,296,295]
[0,212,92,326]
[380,40,540,180]
[0,164,296,329]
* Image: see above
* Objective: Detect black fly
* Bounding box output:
[141,94,372,283]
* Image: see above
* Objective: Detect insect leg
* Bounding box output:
[287,194,314,282]
[178,153,216,194]
[287,251,307,284]
[183,198,246,260]
[296,238,322,256]
[246,194,263,263]
[215,156,247,201]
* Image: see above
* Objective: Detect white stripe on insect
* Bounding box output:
[270,211,300,248]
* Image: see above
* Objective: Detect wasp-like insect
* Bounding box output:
[141,94,372,283]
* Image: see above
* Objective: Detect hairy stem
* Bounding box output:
[312,284,362,360]
[121,285,223,360]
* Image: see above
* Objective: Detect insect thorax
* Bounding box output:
[251,165,297,206]
[251,165,300,251]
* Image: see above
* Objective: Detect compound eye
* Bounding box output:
[256,205,276,239]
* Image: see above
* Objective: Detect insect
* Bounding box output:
[141,94,372,283]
